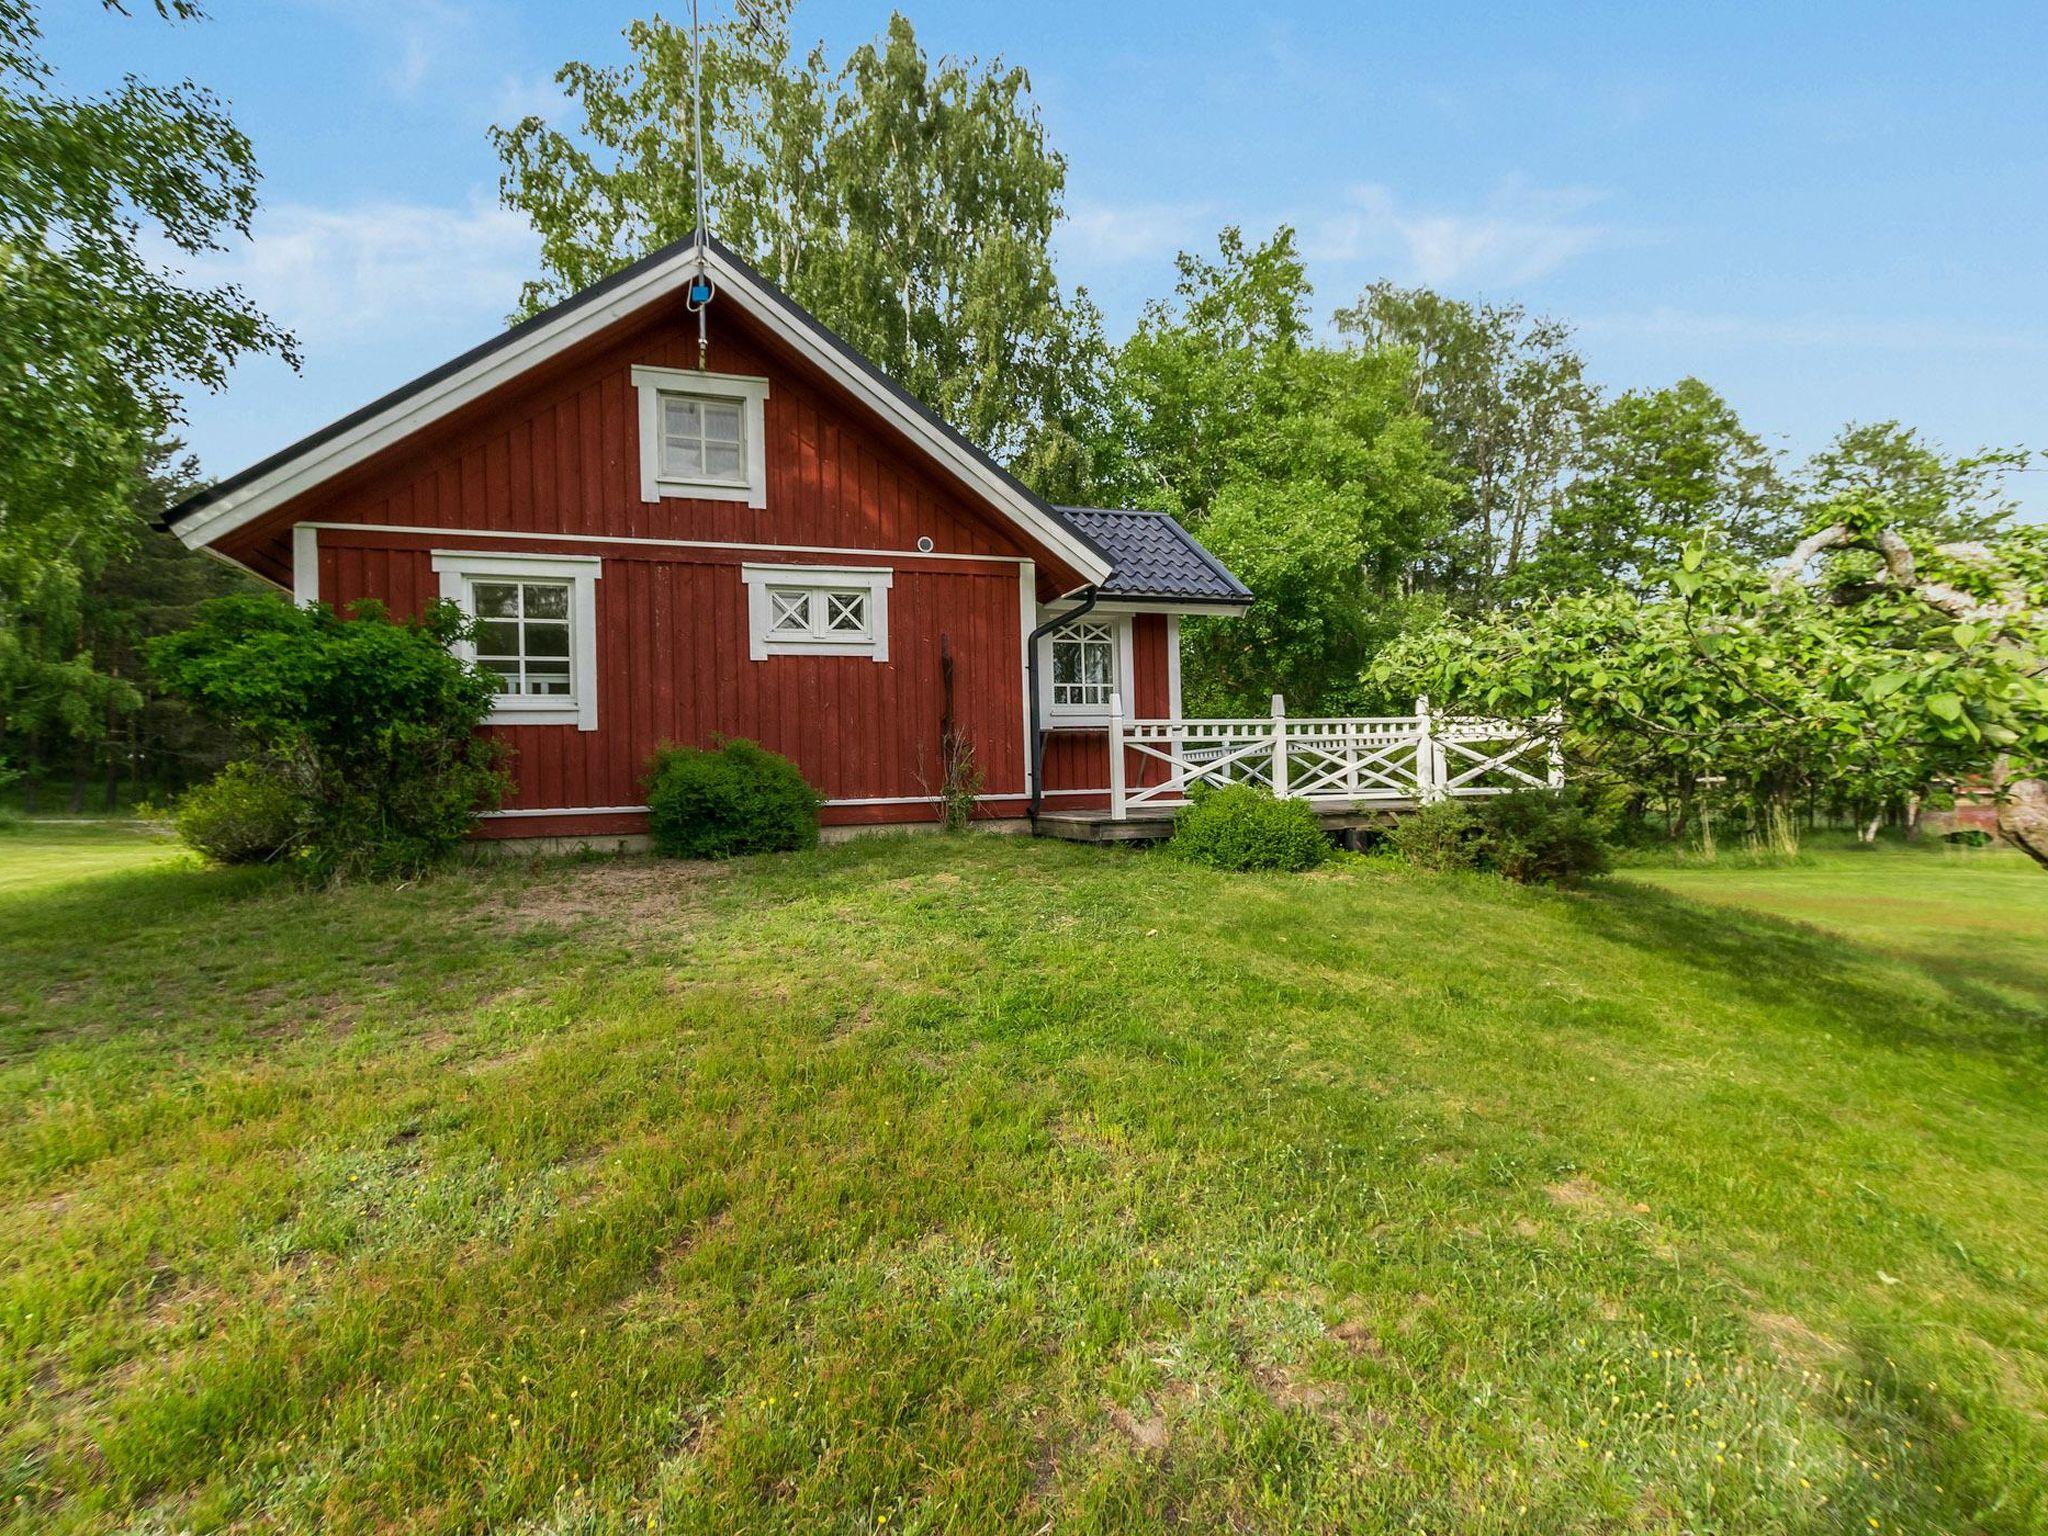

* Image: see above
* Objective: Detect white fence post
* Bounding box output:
[1108,692,1127,822]
[1413,696,1435,803]
[1546,711,1566,789]
[1270,694,1288,799]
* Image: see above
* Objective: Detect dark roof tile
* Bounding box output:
[1052,507,1251,604]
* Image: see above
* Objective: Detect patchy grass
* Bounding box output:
[1,826,2043,1534]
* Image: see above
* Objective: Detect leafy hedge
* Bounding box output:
[1386,789,1608,884]
[1165,784,1330,872]
[645,740,822,859]
[173,759,303,864]
[148,595,506,880]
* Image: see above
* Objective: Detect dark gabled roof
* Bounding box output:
[1053,507,1252,606]
[157,231,1114,581]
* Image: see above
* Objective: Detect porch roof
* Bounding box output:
[1053,507,1252,607]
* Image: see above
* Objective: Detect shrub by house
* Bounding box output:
[148,595,507,880]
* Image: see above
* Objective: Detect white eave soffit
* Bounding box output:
[172,242,1113,586]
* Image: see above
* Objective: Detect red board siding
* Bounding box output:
[319,528,1028,816]
[225,296,1061,582]
[220,289,1191,829]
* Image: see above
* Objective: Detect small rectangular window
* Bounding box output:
[432,551,602,731]
[660,393,747,484]
[762,586,871,642]
[472,579,576,697]
[633,366,770,507]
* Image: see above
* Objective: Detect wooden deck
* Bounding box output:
[1033,800,1420,843]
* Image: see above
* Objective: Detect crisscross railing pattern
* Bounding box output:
[1104,695,1561,821]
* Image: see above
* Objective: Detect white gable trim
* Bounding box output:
[171,242,1113,586]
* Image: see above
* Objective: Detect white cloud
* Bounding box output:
[493,67,569,128]
[1058,198,1218,267]
[1303,178,1620,289]
[186,196,538,351]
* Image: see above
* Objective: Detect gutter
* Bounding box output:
[1026,585,1102,822]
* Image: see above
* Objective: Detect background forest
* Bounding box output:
[3,1,2042,853]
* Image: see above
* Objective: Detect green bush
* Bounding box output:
[645,739,822,859]
[148,595,507,881]
[1165,784,1330,872]
[174,760,304,865]
[1386,789,1607,884]
[1474,787,1610,883]
[1382,798,1481,872]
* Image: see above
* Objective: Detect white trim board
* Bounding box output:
[172,240,1113,586]
[292,526,319,606]
[299,522,1029,567]
[481,789,1032,819]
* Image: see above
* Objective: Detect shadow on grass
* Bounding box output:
[1564,879,2048,1067]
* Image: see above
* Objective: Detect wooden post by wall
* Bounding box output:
[1108,691,1127,821]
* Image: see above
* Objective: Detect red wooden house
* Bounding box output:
[160,234,1251,846]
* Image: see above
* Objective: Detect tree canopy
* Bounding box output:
[493,3,1101,473]
[0,0,293,802]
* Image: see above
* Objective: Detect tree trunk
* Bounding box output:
[1995,764,2048,870]
[1859,812,1883,844]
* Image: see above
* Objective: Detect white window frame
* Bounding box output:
[1037,610,1136,726]
[741,563,892,662]
[432,550,602,730]
[631,365,770,508]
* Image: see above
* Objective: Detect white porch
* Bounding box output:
[1035,695,1562,838]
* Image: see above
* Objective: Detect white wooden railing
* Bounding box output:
[1105,694,1562,821]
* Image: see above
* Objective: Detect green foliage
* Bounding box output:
[1165,783,1329,872]
[644,739,822,859]
[146,596,506,880]
[1805,422,2026,543]
[1470,788,1611,883]
[1386,790,1609,883]
[3,454,260,812]
[1091,228,1457,713]
[1515,378,1790,598]
[1382,798,1481,873]
[1380,524,2048,853]
[492,6,1100,474]
[173,759,302,865]
[1337,283,1595,609]
[0,0,294,619]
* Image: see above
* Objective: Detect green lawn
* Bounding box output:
[0,821,183,897]
[2,824,2043,1534]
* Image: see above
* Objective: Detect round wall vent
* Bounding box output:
[916,535,935,553]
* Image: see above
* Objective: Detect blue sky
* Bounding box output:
[41,0,2048,514]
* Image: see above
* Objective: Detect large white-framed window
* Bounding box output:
[432,550,602,730]
[631,365,770,508]
[1037,611,1137,725]
[741,563,892,661]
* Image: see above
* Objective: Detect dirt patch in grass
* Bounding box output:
[1255,1361,1338,1414]
[491,859,726,933]
[1748,1308,1850,1369]
[1546,1175,1609,1213]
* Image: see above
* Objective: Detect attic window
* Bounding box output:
[631,365,769,508]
